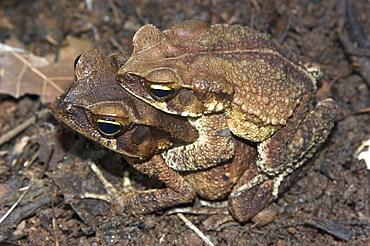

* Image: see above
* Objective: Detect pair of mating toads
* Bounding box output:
[57,20,338,222]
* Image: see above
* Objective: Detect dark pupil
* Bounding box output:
[151,88,173,98]
[97,120,122,135]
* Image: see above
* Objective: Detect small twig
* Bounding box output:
[0,109,49,147]
[85,0,93,11]
[23,146,39,166]
[51,191,60,246]
[109,37,126,54]
[272,217,355,242]
[0,182,33,225]
[0,112,32,145]
[87,160,118,194]
[177,213,215,246]
[305,217,354,241]
[51,1,64,62]
[335,107,370,122]
[109,0,122,26]
[344,0,367,48]
[167,207,229,216]
[278,14,292,44]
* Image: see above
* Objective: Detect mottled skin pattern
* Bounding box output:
[117,20,338,197]
[117,20,321,140]
[163,114,235,171]
[58,50,303,222]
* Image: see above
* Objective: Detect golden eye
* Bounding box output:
[96,118,126,137]
[148,84,176,101]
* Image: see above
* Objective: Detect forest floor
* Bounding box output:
[0,0,369,245]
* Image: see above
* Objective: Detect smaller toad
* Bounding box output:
[58,50,199,213]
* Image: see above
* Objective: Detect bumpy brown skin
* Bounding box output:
[117,20,338,198]
[117,19,321,141]
[59,50,290,222]
[181,139,256,201]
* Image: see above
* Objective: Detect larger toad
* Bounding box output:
[117,20,338,196]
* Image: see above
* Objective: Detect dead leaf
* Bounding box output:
[37,132,73,169]
[0,37,94,103]
[0,179,22,203]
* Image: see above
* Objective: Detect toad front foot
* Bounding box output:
[82,156,196,215]
[163,114,235,172]
[81,161,138,211]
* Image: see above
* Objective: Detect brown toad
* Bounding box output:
[58,49,292,222]
[58,50,200,213]
[117,20,338,196]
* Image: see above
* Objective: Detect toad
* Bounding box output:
[117,20,338,197]
[58,50,308,222]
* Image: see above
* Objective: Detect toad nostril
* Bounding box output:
[65,104,74,114]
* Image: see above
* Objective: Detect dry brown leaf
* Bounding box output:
[0,37,94,103]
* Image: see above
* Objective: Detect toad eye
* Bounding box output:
[148,84,176,101]
[96,118,126,137]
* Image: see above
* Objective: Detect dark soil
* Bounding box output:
[0,0,369,245]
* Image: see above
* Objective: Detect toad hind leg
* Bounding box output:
[82,155,196,214]
[256,98,338,197]
[229,157,313,222]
